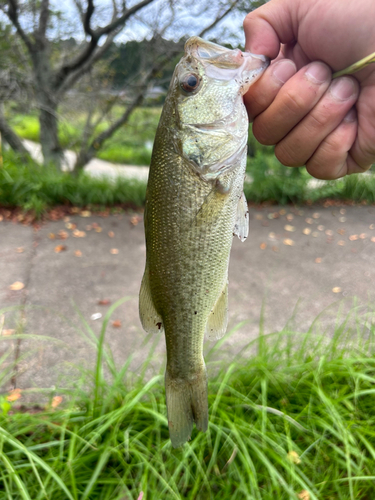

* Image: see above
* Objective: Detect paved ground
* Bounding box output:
[1,204,375,400]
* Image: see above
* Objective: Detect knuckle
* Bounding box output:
[252,119,275,145]
[274,142,303,167]
[283,88,309,116]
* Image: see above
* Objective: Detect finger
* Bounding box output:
[243,1,297,57]
[244,58,297,121]
[253,61,332,145]
[275,76,360,167]
[349,85,375,172]
[305,108,358,179]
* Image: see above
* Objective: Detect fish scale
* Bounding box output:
[139,37,268,447]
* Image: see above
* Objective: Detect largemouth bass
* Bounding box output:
[139,37,268,448]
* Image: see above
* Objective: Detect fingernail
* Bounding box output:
[272,60,296,84]
[330,77,356,100]
[305,62,331,84]
[344,107,357,122]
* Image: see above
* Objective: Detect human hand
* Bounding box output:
[243,0,375,179]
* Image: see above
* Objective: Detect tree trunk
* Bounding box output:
[33,49,63,170]
[38,98,62,169]
[0,109,31,160]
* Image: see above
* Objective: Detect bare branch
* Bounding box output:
[199,0,239,38]
[6,0,34,53]
[37,0,50,41]
[53,0,155,91]
[56,30,118,97]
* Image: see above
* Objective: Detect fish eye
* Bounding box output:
[180,73,200,92]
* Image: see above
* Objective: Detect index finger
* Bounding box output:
[244,58,297,120]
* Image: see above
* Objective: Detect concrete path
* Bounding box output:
[1,205,375,400]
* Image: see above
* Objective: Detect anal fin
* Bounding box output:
[139,263,164,334]
[205,281,228,341]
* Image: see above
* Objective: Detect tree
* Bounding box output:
[0,0,247,171]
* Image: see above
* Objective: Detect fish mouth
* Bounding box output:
[184,36,269,87]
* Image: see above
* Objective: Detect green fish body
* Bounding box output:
[139,37,268,447]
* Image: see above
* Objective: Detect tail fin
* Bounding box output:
[165,367,208,448]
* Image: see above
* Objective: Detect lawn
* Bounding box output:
[1,302,375,499]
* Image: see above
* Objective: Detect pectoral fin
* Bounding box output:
[139,263,164,334]
[233,192,249,242]
[206,281,228,341]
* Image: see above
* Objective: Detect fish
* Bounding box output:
[139,37,268,448]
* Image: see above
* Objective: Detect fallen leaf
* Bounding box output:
[54,244,67,253]
[287,451,301,464]
[268,232,276,240]
[312,232,318,237]
[58,230,69,240]
[339,216,346,223]
[272,246,279,252]
[370,224,375,230]
[63,216,70,222]
[108,231,115,238]
[317,225,325,231]
[95,227,103,233]
[312,212,320,219]
[283,238,295,246]
[359,233,367,239]
[86,225,92,231]
[284,224,295,232]
[255,214,263,220]
[71,207,80,214]
[112,320,122,328]
[130,215,141,225]
[110,248,119,254]
[303,228,311,235]
[81,210,92,217]
[371,237,375,243]
[51,396,63,408]
[279,209,286,215]
[315,258,322,263]
[9,281,25,291]
[337,228,346,235]
[0,215,3,222]
[6,388,21,402]
[338,240,345,246]
[305,218,313,224]
[1,329,15,336]
[286,213,294,221]
[74,250,82,257]
[48,232,56,240]
[339,208,346,215]
[98,299,111,305]
[65,222,75,229]
[16,247,24,253]
[298,490,310,500]
[260,243,267,250]
[332,287,342,293]
[325,229,333,236]
[73,230,86,238]
[349,234,358,241]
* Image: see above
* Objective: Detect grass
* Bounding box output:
[0,150,146,216]
[1,302,375,499]
[9,107,161,166]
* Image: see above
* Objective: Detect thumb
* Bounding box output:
[243,0,298,58]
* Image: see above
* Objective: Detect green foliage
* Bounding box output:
[0,150,146,215]
[1,304,375,498]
